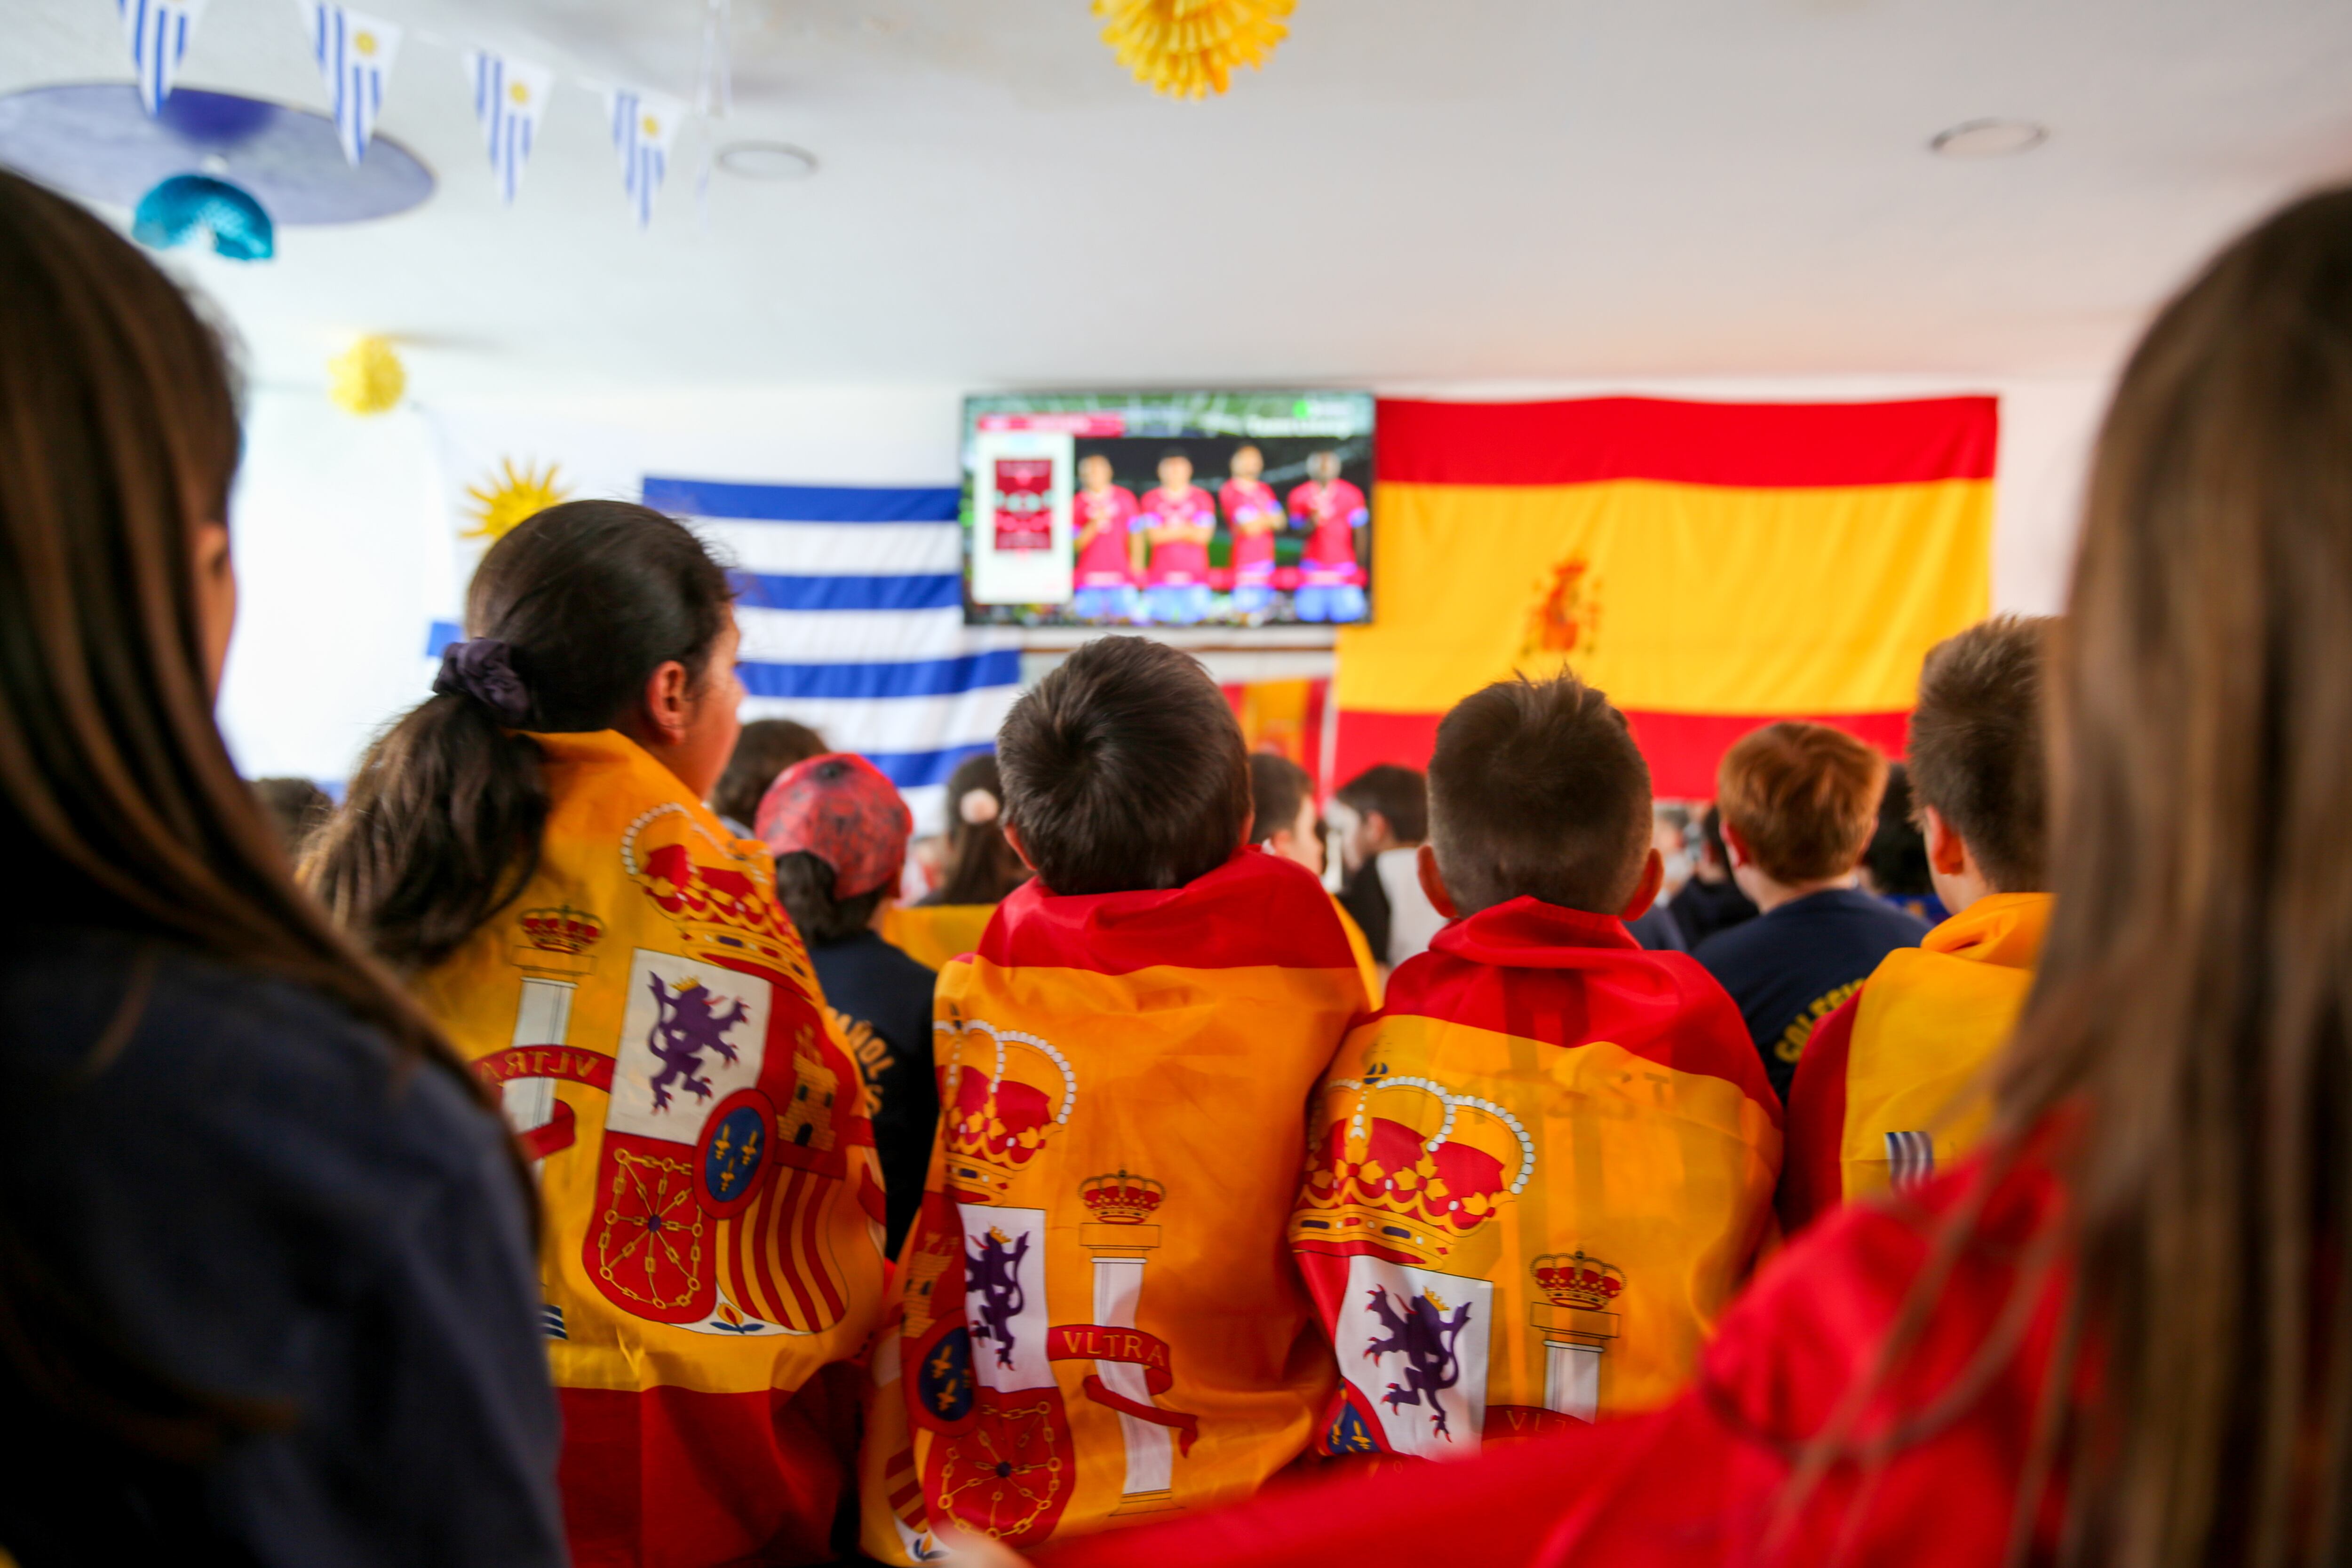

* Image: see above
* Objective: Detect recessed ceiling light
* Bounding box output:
[715,141,818,182]
[1931,119,2049,158]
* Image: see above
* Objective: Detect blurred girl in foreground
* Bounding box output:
[1039,184,2352,1568]
[0,171,560,1562]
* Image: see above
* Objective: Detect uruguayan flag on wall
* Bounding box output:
[606,88,685,230]
[299,1,402,165]
[463,51,553,206]
[118,0,208,116]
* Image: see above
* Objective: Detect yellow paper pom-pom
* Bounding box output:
[1093,0,1294,99]
[327,335,405,415]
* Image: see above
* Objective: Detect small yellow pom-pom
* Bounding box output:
[327,335,405,415]
[1092,0,1294,100]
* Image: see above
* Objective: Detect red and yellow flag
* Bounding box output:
[414,729,886,1567]
[1783,892,2050,1227]
[1339,396,1997,796]
[858,849,1369,1562]
[877,901,998,971]
[1292,898,1780,1452]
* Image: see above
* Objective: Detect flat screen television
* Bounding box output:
[960,390,1376,629]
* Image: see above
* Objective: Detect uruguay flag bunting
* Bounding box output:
[117,0,208,116]
[463,49,554,206]
[606,87,685,229]
[298,0,402,166]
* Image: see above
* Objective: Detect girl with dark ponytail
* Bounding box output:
[310,501,885,1568]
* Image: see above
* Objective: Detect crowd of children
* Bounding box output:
[11,158,2352,1568]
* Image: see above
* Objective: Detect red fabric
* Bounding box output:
[1779,988,1860,1235]
[1073,485,1137,583]
[975,846,1358,975]
[1395,897,1780,1117]
[558,1363,861,1568]
[1335,708,1912,803]
[1136,485,1215,583]
[1043,1147,2071,1568]
[1373,395,1999,488]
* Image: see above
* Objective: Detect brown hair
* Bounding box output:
[307,502,731,971]
[1428,674,1653,916]
[1248,752,1312,846]
[0,170,492,1454]
[710,718,826,827]
[1974,184,2352,1565]
[921,751,1030,907]
[995,636,1249,896]
[1905,616,2052,893]
[1715,721,1887,884]
[1333,763,1427,846]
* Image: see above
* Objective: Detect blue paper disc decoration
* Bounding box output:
[132,173,274,260]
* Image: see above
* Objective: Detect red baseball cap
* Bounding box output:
[755,752,913,900]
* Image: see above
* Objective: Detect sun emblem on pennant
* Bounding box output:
[1522,553,1599,661]
[464,457,572,540]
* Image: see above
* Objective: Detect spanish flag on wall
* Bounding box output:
[1337,396,1997,796]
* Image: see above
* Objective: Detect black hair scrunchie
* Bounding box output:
[432,638,534,727]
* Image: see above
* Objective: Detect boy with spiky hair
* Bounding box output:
[1781,616,2054,1231]
[858,637,1368,1561]
[1290,673,1779,1456]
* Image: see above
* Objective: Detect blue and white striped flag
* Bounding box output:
[606,88,686,230]
[298,1,402,166]
[117,0,208,117]
[462,50,554,206]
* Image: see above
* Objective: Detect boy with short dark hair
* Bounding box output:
[858,636,1369,1561]
[1781,616,2054,1229]
[1291,674,1779,1454]
[1251,751,1383,1004]
[1693,721,1931,1100]
[1331,762,1444,968]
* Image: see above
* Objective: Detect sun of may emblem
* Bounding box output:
[1522,553,1600,661]
[464,457,572,540]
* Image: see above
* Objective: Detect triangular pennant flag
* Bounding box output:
[117,0,210,116]
[462,50,555,205]
[605,87,687,230]
[297,1,403,165]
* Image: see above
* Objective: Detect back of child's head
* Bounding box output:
[1716,721,1888,885]
[1905,615,2052,892]
[1332,763,1427,846]
[1428,674,1653,916]
[711,718,827,827]
[309,500,733,969]
[1247,752,1312,847]
[995,636,1249,896]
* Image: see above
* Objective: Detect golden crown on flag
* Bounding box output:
[1078,1169,1163,1225]
[520,903,603,954]
[1291,1063,1535,1270]
[623,803,810,981]
[1532,1251,1625,1312]
[938,1018,1076,1202]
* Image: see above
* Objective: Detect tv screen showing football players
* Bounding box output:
[961,390,1375,628]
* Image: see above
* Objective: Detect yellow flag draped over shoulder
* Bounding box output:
[876,901,999,971]
[858,849,1368,1562]
[414,729,885,1567]
[1292,898,1780,1452]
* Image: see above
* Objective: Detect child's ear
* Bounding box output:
[1618,847,1665,922]
[1922,805,1969,877]
[1416,843,1458,920]
[1001,821,1040,876]
[1238,807,1255,848]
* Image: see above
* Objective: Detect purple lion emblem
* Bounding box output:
[644,974,747,1113]
[967,1226,1030,1369]
[1364,1284,1472,1438]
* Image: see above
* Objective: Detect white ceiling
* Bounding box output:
[6,0,2352,398]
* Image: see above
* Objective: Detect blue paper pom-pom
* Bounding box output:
[131,174,275,261]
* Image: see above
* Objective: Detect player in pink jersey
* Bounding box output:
[1135,448,1218,625]
[1287,448,1370,623]
[1219,443,1283,620]
[1069,452,1140,622]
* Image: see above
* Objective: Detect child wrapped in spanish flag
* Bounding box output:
[1288,673,1781,1454]
[310,503,885,1568]
[1780,616,2054,1231]
[858,637,1371,1561]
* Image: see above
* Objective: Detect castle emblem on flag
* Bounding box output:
[606,87,686,230]
[298,2,403,166]
[936,1018,1077,1200]
[117,0,208,116]
[462,49,553,205]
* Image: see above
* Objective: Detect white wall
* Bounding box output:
[216,376,2111,784]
